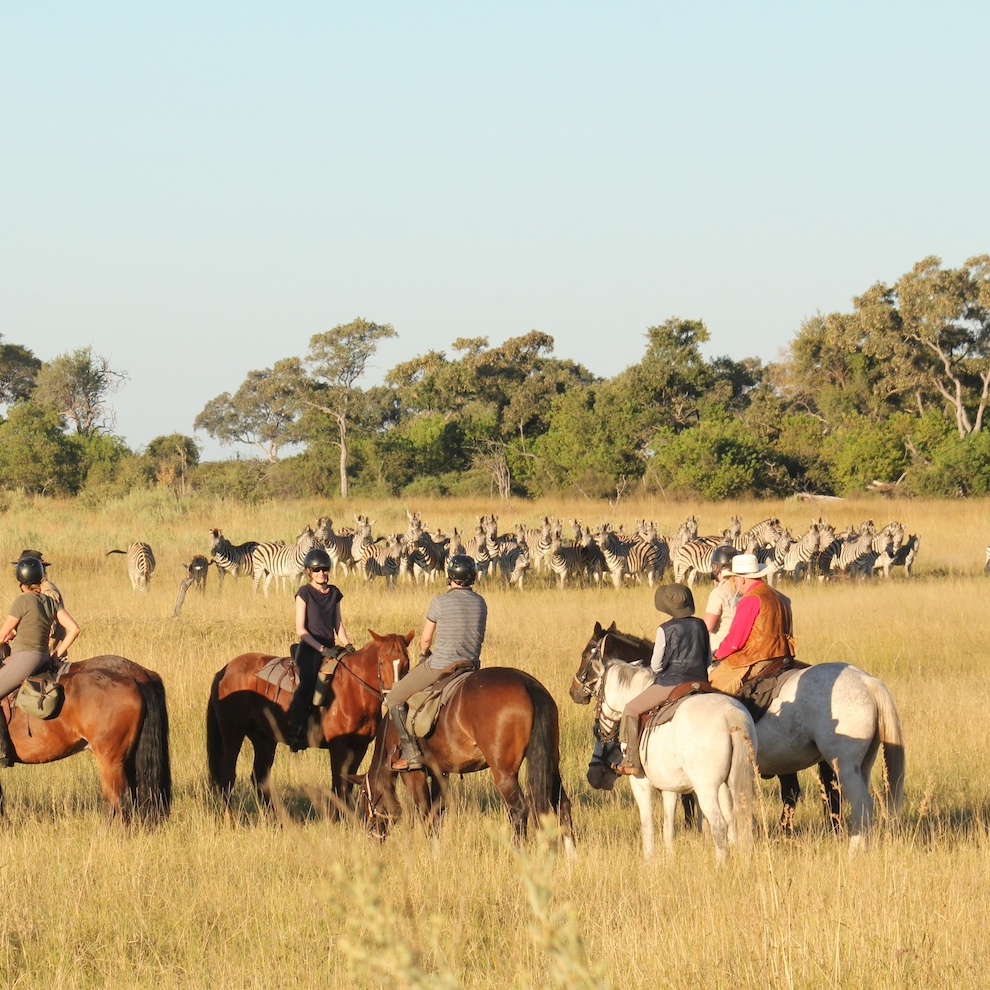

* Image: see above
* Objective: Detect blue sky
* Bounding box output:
[2,2,988,459]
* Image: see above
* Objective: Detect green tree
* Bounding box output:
[32,346,126,436]
[194,357,304,462]
[304,318,398,498]
[146,433,201,493]
[0,402,82,494]
[0,335,41,405]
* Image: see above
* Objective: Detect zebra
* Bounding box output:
[497,540,531,589]
[591,524,630,589]
[818,526,885,580]
[186,555,212,592]
[878,533,921,578]
[361,533,405,585]
[251,526,316,596]
[208,529,259,591]
[314,517,356,576]
[547,529,585,589]
[671,536,723,586]
[405,511,448,583]
[107,542,156,592]
[524,517,554,575]
[626,522,668,587]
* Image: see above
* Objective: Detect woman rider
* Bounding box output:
[0,556,80,767]
[287,546,353,752]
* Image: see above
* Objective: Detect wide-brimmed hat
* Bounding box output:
[729,552,767,577]
[11,549,51,567]
[654,583,695,618]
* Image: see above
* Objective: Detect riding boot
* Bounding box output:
[612,715,645,777]
[287,686,311,752]
[388,703,423,771]
[0,715,15,769]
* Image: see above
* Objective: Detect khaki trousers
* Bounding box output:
[710,659,774,695]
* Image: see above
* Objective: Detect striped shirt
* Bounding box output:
[425,588,487,670]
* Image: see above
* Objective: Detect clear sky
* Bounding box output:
[2,2,988,460]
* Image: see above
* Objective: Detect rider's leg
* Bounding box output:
[385,661,444,771]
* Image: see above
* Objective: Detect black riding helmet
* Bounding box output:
[711,545,739,577]
[15,557,46,586]
[446,554,478,587]
[302,547,332,571]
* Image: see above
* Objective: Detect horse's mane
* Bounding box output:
[606,659,653,691]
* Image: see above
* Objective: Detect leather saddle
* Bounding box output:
[406,662,477,738]
[735,658,810,721]
[641,680,715,732]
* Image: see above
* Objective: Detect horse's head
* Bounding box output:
[351,719,404,839]
[570,621,613,704]
[368,629,414,692]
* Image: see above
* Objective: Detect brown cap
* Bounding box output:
[11,549,51,567]
[654,583,695,618]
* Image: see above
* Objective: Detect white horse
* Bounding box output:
[570,656,758,862]
[752,662,904,851]
[579,622,905,852]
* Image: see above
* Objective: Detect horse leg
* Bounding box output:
[490,767,528,841]
[629,777,657,860]
[694,787,730,864]
[551,771,577,857]
[92,749,132,823]
[818,760,842,833]
[246,727,277,814]
[327,736,371,816]
[835,761,873,853]
[778,773,802,834]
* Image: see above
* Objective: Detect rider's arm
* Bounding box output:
[0,613,18,645]
[649,627,668,675]
[713,595,761,661]
[420,619,436,658]
[53,608,80,658]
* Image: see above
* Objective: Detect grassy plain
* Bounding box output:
[0,491,989,989]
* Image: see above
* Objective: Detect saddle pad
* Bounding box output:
[245,656,296,703]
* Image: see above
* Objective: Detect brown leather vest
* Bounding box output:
[726,582,795,668]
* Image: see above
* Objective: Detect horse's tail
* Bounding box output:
[522,680,572,842]
[132,676,172,823]
[866,675,905,816]
[727,709,756,851]
[206,669,226,793]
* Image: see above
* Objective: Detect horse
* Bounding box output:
[354,666,576,853]
[205,630,413,815]
[569,647,757,861]
[0,655,171,823]
[581,622,905,850]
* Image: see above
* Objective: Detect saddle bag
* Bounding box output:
[16,673,64,720]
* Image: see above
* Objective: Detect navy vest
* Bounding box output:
[654,616,711,688]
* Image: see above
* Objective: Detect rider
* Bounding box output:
[703,545,741,652]
[385,554,487,771]
[613,583,710,777]
[710,552,795,695]
[0,557,80,767]
[287,547,353,752]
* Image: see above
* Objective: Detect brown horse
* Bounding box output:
[206,630,413,814]
[356,666,575,851]
[0,655,172,822]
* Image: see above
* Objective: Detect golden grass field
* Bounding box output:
[1,491,989,989]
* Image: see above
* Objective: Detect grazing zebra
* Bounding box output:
[186,555,212,592]
[107,542,156,592]
[497,540,531,589]
[251,527,316,596]
[209,529,259,591]
[405,511,448,583]
[314,517,356,576]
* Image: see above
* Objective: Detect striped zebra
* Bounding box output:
[591,524,630,589]
[627,521,668,587]
[405,511,448,583]
[524,517,554,575]
[314,517,356,576]
[773,523,822,582]
[496,540,531,589]
[251,526,316,596]
[671,536,723,586]
[361,533,405,585]
[209,528,259,591]
[818,526,885,580]
[877,533,921,578]
[547,529,585,589]
[107,542,156,592]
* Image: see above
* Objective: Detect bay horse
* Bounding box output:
[580,622,905,850]
[570,648,757,861]
[355,666,576,853]
[0,655,171,823]
[206,630,413,815]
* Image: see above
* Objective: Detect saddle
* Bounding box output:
[641,680,715,733]
[250,647,340,707]
[405,662,476,738]
[735,658,810,722]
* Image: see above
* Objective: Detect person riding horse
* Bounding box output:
[613,583,711,777]
[703,545,741,651]
[710,552,795,695]
[288,546,354,752]
[385,554,487,771]
[0,556,80,767]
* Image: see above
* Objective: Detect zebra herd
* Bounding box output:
[192,510,922,596]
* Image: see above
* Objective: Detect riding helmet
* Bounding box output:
[15,556,46,586]
[711,545,739,576]
[302,547,332,571]
[446,554,478,587]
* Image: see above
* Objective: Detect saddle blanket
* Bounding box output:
[406,664,475,738]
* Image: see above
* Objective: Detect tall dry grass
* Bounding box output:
[0,492,989,988]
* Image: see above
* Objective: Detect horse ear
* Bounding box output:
[607,621,617,632]
[404,629,415,645]
[594,621,604,636]
[369,630,382,643]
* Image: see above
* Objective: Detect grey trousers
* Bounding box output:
[0,650,49,701]
[386,662,446,708]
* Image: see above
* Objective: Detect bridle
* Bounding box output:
[571,633,627,744]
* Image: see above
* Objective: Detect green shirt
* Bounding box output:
[7,592,57,655]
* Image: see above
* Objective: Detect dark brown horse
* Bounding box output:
[356,666,575,851]
[206,630,413,814]
[0,655,171,822]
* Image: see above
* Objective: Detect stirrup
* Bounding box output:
[391,752,423,772]
[611,759,644,778]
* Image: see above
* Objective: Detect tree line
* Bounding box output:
[3,254,989,502]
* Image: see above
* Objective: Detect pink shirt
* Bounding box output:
[713,594,761,661]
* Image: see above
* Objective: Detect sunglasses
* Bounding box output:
[310,567,330,573]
